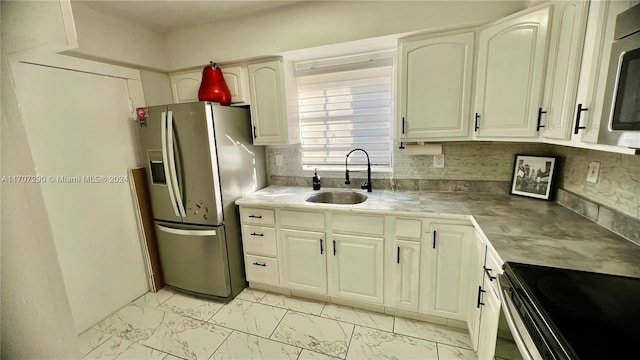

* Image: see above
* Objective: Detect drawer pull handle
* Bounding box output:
[536,108,547,131]
[320,239,324,254]
[333,240,336,256]
[574,103,588,134]
[484,266,496,281]
[477,286,486,308]
[397,246,400,264]
[250,232,264,236]
[433,230,437,249]
[474,113,480,132]
[252,262,266,267]
[248,215,262,219]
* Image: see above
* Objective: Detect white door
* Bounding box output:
[423,224,472,320]
[330,234,384,304]
[248,60,286,144]
[12,61,148,333]
[467,232,487,351]
[477,280,501,360]
[391,240,421,311]
[398,31,474,140]
[281,228,327,294]
[474,6,551,138]
[170,71,201,103]
[540,1,589,140]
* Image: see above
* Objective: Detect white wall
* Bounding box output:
[66,2,169,70]
[166,0,527,70]
[11,58,149,333]
[140,69,174,106]
[1,50,79,359]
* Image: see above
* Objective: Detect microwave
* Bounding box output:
[598,3,640,148]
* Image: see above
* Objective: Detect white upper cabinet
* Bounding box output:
[541,0,636,154]
[473,5,551,138]
[397,31,475,140]
[539,1,589,140]
[247,58,300,145]
[170,71,201,103]
[220,65,250,105]
[169,65,249,105]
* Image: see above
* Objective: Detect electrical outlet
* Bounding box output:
[586,161,600,183]
[433,154,445,168]
[275,154,284,166]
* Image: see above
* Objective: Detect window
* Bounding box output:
[296,53,393,171]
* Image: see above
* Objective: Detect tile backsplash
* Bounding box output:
[266,142,640,222]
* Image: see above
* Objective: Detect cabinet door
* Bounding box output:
[280,228,327,294]
[476,278,501,360]
[391,240,421,311]
[170,71,201,103]
[573,0,630,144]
[248,59,288,145]
[221,65,248,104]
[467,232,486,351]
[540,1,589,140]
[474,6,551,138]
[398,32,474,140]
[329,234,384,304]
[422,224,472,320]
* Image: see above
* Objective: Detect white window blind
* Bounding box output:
[297,65,393,171]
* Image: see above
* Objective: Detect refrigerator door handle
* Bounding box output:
[166,110,187,218]
[156,224,217,237]
[161,111,180,217]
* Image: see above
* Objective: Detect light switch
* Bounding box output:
[586,161,600,183]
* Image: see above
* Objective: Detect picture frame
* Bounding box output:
[510,155,557,200]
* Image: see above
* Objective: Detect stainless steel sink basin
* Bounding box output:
[305,191,368,205]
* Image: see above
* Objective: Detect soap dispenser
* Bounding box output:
[312,168,321,190]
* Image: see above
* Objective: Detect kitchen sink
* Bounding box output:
[305,191,368,205]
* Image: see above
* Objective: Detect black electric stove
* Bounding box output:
[502,262,640,360]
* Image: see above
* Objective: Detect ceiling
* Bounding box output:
[74,0,306,33]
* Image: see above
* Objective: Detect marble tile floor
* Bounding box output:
[79,287,483,360]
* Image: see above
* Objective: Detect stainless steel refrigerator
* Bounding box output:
[138,102,266,300]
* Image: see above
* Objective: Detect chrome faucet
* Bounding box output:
[345,148,372,192]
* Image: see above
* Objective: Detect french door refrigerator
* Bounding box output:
[138,102,265,300]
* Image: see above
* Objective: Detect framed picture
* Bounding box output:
[510,155,557,200]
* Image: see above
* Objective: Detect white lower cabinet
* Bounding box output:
[280,228,327,294]
[391,239,421,311]
[467,231,487,351]
[477,277,501,360]
[422,224,473,321]
[239,206,487,340]
[329,234,384,304]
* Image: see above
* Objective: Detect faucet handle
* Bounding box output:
[345,169,351,184]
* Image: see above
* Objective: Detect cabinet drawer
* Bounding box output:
[245,255,279,286]
[240,208,275,226]
[242,226,277,257]
[333,214,384,236]
[280,210,325,230]
[395,218,422,239]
